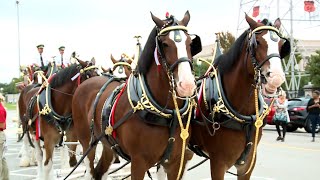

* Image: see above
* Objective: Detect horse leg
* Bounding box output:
[43,136,59,180]
[34,139,44,180]
[209,157,227,180]
[94,145,115,180]
[79,137,96,180]
[19,135,31,167]
[65,128,78,167]
[131,157,149,180]
[236,152,257,180]
[162,148,194,180]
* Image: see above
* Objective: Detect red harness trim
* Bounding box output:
[110,80,128,138]
[77,74,81,86]
[35,116,40,141]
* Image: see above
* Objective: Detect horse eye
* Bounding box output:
[256,40,260,45]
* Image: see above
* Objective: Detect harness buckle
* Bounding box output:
[105,126,113,135]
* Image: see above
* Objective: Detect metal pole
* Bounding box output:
[277,0,280,18]
[290,0,295,98]
[16,0,21,78]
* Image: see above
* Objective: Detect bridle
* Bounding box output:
[155,15,194,98]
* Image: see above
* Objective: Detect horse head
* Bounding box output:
[110,53,133,78]
[245,14,289,97]
[150,11,198,97]
[73,52,100,81]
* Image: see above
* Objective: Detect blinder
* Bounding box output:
[280,38,291,59]
[190,34,202,56]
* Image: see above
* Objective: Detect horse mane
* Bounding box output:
[214,30,249,74]
[50,64,79,88]
[137,27,157,74]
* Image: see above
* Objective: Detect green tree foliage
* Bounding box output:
[217,31,235,54]
[0,77,23,94]
[305,50,320,87]
[193,59,210,77]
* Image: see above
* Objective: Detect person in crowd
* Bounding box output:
[0,94,9,179]
[34,44,49,72]
[273,91,289,142]
[55,46,70,68]
[307,90,320,142]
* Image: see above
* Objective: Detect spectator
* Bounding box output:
[0,94,9,179]
[307,90,320,142]
[273,91,289,142]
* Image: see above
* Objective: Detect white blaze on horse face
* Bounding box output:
[169,31,196,97]
[262,31,285,94]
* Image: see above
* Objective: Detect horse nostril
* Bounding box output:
[266,72,271,77]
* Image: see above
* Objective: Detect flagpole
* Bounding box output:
[16,0,21,77]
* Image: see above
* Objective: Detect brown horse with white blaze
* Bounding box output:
[29,59,99,180]
[189,15,290,180]
[71,11,201,180]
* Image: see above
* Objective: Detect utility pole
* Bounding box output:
[16,0,21,77]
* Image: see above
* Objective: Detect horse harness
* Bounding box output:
[92,16,200,172]
[36,64,99,136]
[189,25,289,174]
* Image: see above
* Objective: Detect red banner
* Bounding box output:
[252,6,260,17]
[304,1,316,13]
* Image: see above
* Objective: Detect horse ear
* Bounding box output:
[71,51,76,58]
[151,12,164,28]
[245,13,258,30]
[91,57,96,65]
[110,54,117,64]
[274,18,281,29]
[180,10,190,26]
[77,59,87,68]
[101,66,107,73]
[127,54,134,64]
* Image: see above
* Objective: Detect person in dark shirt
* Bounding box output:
[307,90,320,142]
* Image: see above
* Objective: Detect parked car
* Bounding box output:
[287,97,320,133]
[264,98,276,125]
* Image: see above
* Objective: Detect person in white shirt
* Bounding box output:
[34,44,49,72]
[54,46,70,68]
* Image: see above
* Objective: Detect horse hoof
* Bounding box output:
[30,161,37,166]
[19,159,30,167]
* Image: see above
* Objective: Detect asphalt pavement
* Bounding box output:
[3,110,320,180]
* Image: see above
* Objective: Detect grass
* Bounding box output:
[4,103,17,111]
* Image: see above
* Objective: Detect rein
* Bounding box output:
[156,21,197,180]
[194,26,281,176]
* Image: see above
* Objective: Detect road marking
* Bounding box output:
[10,173,37,177]
[261,142,320,152]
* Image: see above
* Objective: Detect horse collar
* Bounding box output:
[202,67,267,123]
[127,74,191,119]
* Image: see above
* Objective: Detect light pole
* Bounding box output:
[16,0,21,77]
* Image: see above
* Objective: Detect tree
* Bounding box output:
[217,31,235,54]
[305,50,320,87]
[0,77,23,95]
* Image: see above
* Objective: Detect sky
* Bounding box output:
[1,0,320,83]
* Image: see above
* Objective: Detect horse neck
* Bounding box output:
[222,48,256,115]
[51,80,77,114]
[145,61,183,109]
